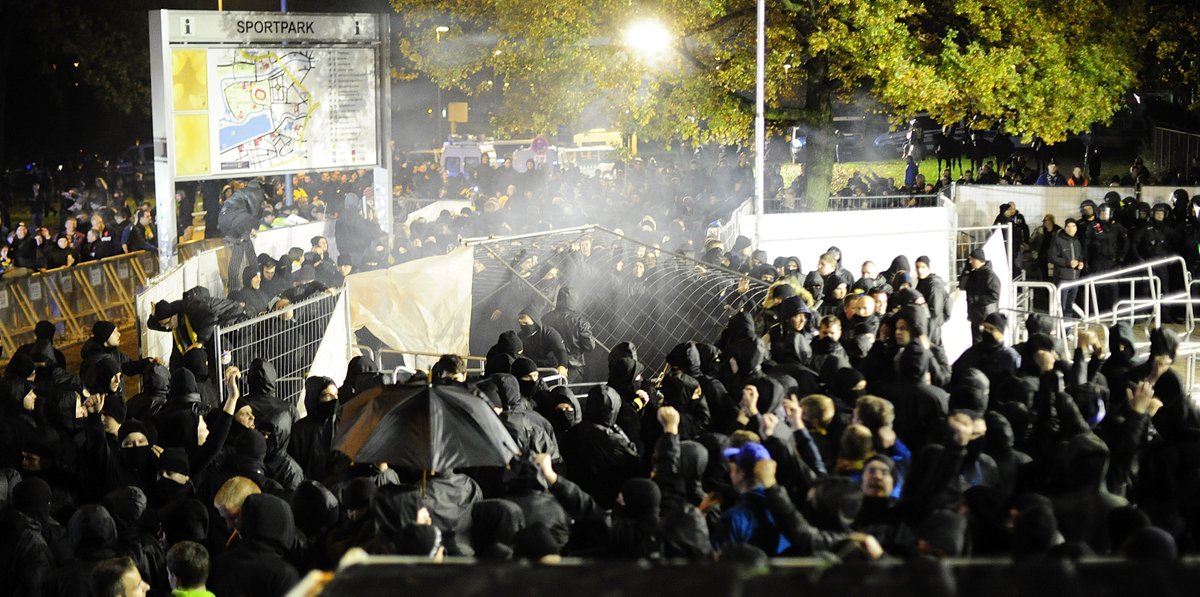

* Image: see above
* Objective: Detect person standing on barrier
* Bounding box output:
[1048,219,1085,318]
[218,180,266,293]
[961,249,1000,344]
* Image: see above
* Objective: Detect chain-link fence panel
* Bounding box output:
[467,226,770,377]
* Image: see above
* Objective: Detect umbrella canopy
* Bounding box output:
[335,382,518,472]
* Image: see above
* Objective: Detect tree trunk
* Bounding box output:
[801,55,834,211]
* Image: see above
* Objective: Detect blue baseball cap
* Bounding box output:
[723,442,771,472]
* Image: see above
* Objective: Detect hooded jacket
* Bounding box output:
[103,486,167,591]
[484,331,524,376]
[567,385,642,507]
[209,494,300,597]
[517,307,569,369]
[881,344,950,450]
[1051,433,1128,553]
[339,357,385,403]
[230,266,271,315]
[541,287,596,368]
[242,359,304,490]
[50,505,119,597]
[494,373,561,461]
[125,363,170,422]
[289,377,340,482]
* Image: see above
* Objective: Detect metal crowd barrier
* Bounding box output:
[0,251,157,358]
[215,288,349,414]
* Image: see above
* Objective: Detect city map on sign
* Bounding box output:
[208,47,378,175]
[215,49,316,172]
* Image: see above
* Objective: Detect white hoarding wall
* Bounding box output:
[956,185,1200,229]
[746,207,956,284]
[250,220,338,263]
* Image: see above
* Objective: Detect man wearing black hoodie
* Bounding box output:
[241,359,304,491]
[208,494,299,597]
[541,287,597,380]
[880,343,950,451]
[289,376,340,483]
[516,307,569,378]
[566,385,642,507]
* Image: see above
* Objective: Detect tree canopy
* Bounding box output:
[391,0,1144,202]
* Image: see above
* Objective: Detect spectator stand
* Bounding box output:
[216,287,352,417]
[0,250,157,361]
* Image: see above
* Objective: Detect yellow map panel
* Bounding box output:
[172,49,208,111]
[174,114,210,177]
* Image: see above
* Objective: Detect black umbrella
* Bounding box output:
[335,382,518,472]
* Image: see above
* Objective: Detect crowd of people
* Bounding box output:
[3,224,1197,596]
[2,148,1198,597]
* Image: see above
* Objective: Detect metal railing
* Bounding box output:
[215,288,351,415]
[0,251,157,359]
[1059,255,1189,323]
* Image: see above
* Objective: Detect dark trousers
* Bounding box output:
[224,236,256,292]
[1059,283,1080,319]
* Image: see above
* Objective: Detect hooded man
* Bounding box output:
[566,385,642,508]
[288,377,340,482]
[880,343,950,451]
[541,287,597,379]
[516,307,569,378]
[208,494,300,597]
[491,373,560,462]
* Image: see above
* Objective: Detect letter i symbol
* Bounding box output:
[355,20,361,35]
[183,17,193,35]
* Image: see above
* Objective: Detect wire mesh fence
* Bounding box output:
[215,288,347,413]
[466,226,771,377]
[1152,126,1200,181]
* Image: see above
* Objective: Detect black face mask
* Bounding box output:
[517,378,539,398]
[980,334,1002,348]
[518,324,536,336]
[152,476,192,503]
[120,445,152,471]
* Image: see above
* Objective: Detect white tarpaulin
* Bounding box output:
[346,245,473,364]
[308,290,351,384]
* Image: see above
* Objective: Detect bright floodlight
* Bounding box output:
[435,25,449,33]
[624,19,671,57]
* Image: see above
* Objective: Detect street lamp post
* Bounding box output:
[753,0,765,249]
[435,26,449,145]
